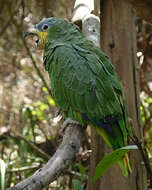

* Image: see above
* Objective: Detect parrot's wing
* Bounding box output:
[46,44,131,149]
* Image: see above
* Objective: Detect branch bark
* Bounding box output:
[8,122,84,190]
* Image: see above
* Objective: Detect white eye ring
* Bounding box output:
[42,24,49,30]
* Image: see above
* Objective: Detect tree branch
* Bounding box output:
[15,134,50,161]
[0,131,50,161]
[8,122,84,190]
[6,3,85,189]
[7,165,40,173]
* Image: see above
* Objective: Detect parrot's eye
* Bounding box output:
[42,24,49,31]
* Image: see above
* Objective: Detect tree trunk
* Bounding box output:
[87,0,147,190]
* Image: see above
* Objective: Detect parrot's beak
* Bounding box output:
[23,26,40,46]
[23,26,48,49]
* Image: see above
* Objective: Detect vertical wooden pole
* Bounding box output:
[87,0,147,189]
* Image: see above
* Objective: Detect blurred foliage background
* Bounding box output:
[0,0,152,189]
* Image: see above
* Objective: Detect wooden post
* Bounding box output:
[87,0,147,189]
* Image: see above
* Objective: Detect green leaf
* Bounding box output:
[92,145,138,182]
[73,179,84,190]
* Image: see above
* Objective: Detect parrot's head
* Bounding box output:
[24,17,81,49]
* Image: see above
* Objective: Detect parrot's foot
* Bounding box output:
[61,118,86,132]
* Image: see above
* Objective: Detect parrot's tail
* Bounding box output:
[91,125,132,177]
[119,153,132,177]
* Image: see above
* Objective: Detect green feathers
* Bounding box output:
[41,18,132,176]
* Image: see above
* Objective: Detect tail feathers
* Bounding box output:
[91,125,132,177]
[119,153,132,177]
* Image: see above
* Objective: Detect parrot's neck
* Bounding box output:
[43,25,88,71]
[46,25,85,46]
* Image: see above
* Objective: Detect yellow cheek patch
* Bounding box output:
[37,31,49,49]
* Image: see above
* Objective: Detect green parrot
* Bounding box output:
[24,17,132,176]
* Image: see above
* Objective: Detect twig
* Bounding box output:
[1,131,50,161]
[8,121,84,190]
[130,135,152,187]
[14,19,53,97]
[15,134,50,161]
[65,170,88,179]
[129,120,152,188]
[7,165,40,173]
[6,6,52,97]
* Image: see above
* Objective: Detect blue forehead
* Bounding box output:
[36,17,58,31]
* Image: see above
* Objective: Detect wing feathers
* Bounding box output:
[47,44,131,149]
